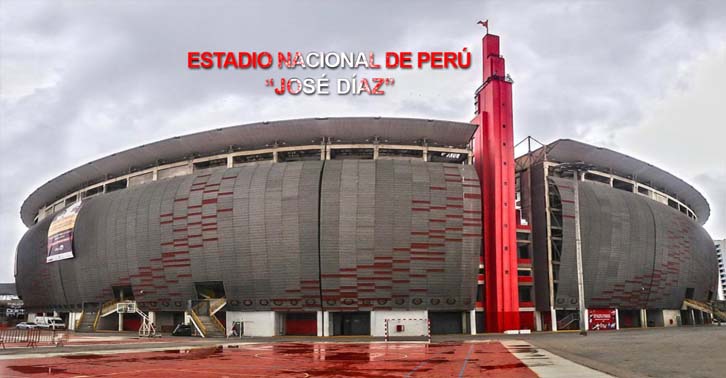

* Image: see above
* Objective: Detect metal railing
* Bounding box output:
[100,299,121,317]
[209,297,227,316]
[75,311,85,330]
[92,307,102,331]
[209,313,226,334]
[188,308,207,337]
[557,313,579,330]
[0,329,69,349]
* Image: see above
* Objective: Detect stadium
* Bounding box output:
[14,34,719,338]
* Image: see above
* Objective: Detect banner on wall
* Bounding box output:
[588,308,617,330]
[46,201,83,263]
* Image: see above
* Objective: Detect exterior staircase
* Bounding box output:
[76,302,100,332]
[188,298,227,338]
[196,315,226,337]
[557,312,579,330]
[684,298,726,321]
[100,300,122,318]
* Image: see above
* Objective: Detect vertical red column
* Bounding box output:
[472,33,520,332]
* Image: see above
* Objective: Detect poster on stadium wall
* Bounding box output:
[46,201,83,263]
[588,308,617,330]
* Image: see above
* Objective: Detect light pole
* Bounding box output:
[555,162,594,336]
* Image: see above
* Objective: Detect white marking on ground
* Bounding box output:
[502,340,613,377]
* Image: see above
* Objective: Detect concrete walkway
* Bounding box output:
[503,340,612,377]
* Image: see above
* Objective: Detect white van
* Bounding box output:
[34,316,66,330]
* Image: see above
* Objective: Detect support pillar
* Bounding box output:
[472,32,520,333]
[322,311,331,336]
[640,309,648,328]
[118,311,124,331]
[469,310,477,335]
[615,308,620,330]
[316,311,324,337]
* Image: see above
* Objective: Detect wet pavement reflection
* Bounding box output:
[1,341,538,377]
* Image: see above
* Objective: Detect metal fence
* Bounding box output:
[0,328,69,349]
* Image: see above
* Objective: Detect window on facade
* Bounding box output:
[612,179,634,192]
[517,269,532,277]
[193,158,227,171]
[429,151,467,164]
[667,198,679,211]
[378,148,423,160]
[517,244,530,259]
[518,286,533,302]
[83,186,103,198]
[330,148,374,160]
[233,153,273,165]
[678,205,689,216]
[584,172,610,185]
[105,179,128,193]
[277,149,321,162]
[64,195,77,206]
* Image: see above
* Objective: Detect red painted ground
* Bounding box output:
[0,341,538,377]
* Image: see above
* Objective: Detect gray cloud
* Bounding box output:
[1,0,725,281]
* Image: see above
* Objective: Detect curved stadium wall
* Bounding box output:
[550,178,717,310]
[16,159,481,313]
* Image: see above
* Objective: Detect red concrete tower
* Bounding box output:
[472,33,520,332]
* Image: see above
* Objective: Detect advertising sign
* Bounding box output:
[46,201,83,263]
[588,308,617,330]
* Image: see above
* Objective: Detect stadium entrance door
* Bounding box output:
[332,312,370,335]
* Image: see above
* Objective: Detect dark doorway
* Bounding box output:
[475,311,485,334]
[646,310,664,327]
[685,287,695,299]
[112,286,134,301]
[194,281,226,299]
[429,312,463,334]
[332,312,370,335]
[285,313,317,336]
[619,309,641,328]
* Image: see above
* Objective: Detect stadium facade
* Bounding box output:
[716,239,725,301]
[15,34,718,336]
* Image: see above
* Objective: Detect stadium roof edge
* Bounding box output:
[20,117,477,227]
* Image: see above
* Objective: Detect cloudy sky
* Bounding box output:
[1,0,725,282]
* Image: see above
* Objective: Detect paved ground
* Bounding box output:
[520,326,726,378]
[0,325,723,377]
[0,336,610,377]
[0,341,577,377]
